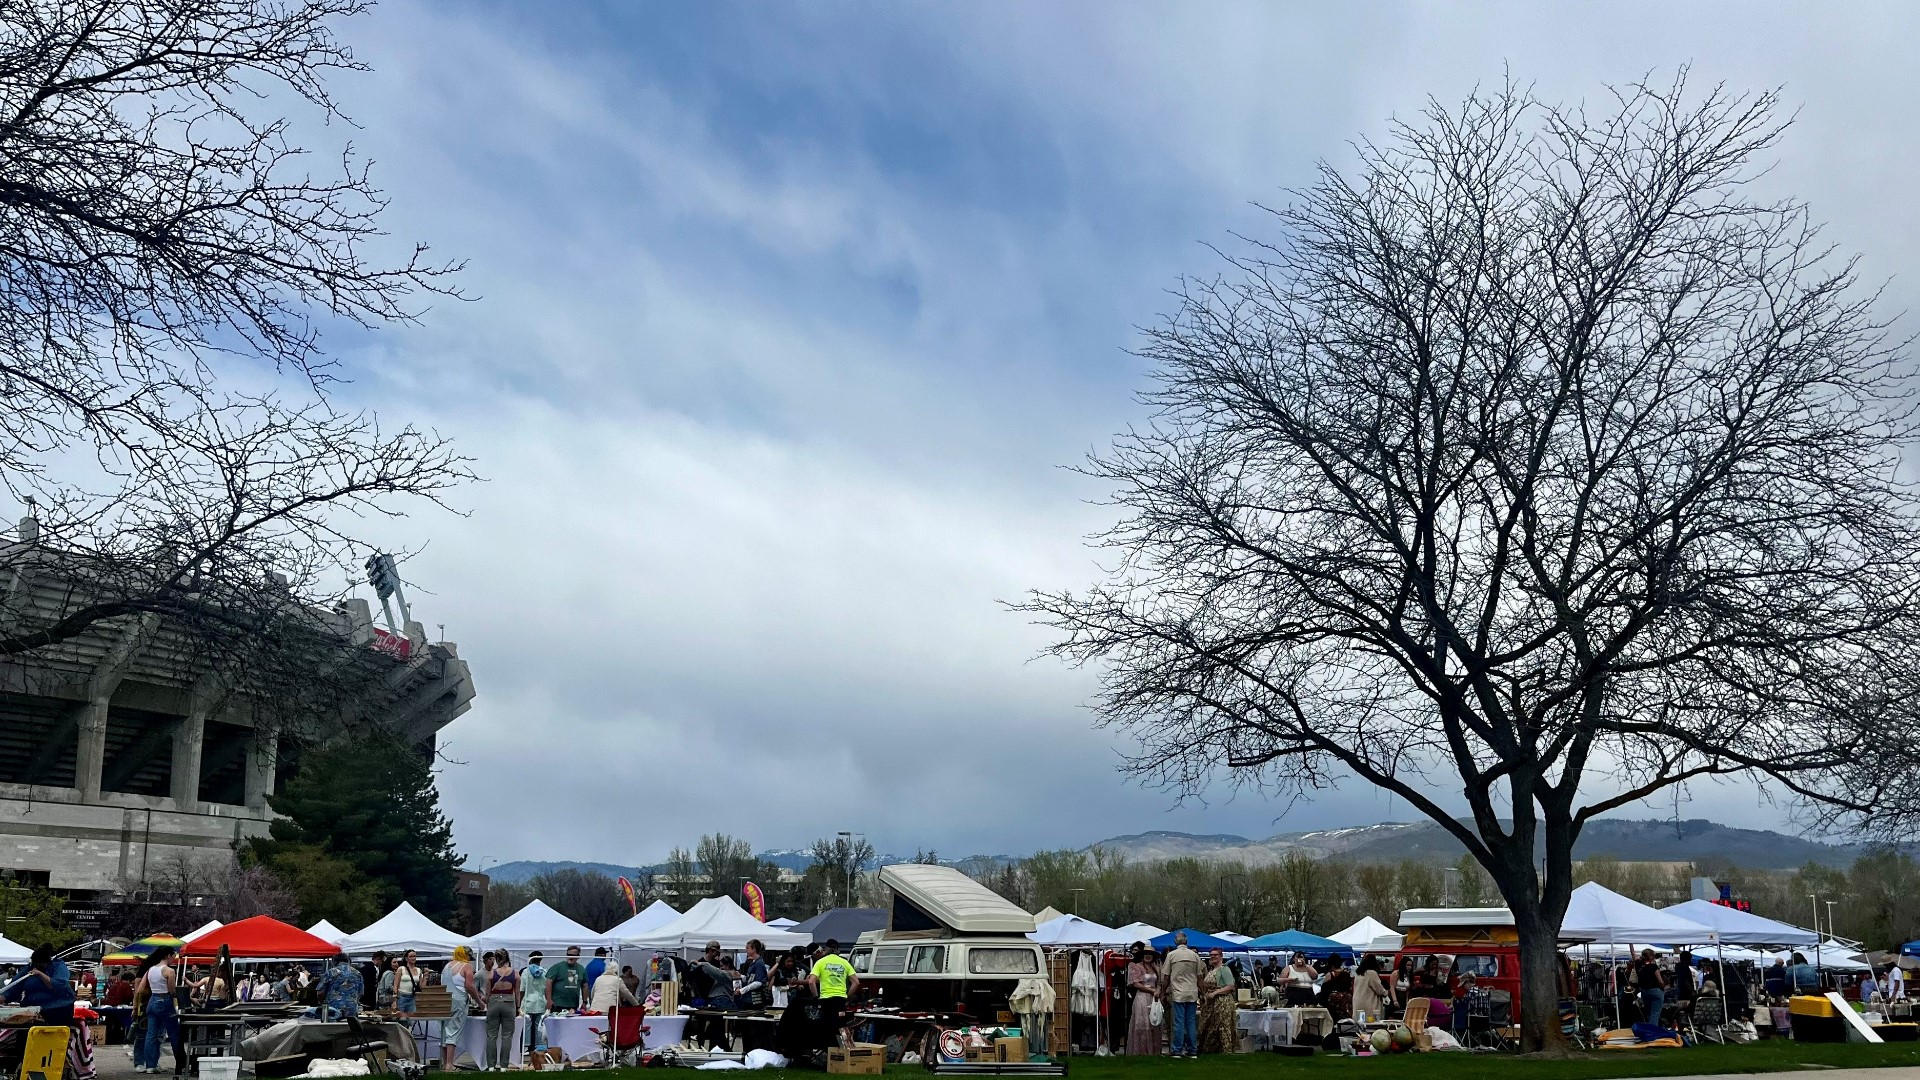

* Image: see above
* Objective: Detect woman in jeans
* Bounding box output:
[483,952,520,1070]
[441,946,478,1071]
[393,950,424,1016]
[519,952,549,1053]
[137,947,183,1075]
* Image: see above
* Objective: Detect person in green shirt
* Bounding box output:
[809,940,859,1050]
[546,947,587,1013]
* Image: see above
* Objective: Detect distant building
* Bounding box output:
[0,530,475,919]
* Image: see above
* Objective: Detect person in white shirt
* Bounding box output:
[589,966,638,1012]
[1887,963,1906,1002]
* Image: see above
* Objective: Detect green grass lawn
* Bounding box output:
[602,1040,1920,1080]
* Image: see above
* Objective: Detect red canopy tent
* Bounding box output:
[181,916,340,960]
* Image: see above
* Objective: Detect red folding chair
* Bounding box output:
[590,1004,651,1067]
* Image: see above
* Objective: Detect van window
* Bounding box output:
[1454,954,1499,979]
[850,949,872,974]
[909,946,947,974]
[968,948,1039,975]
[873,947,910,975]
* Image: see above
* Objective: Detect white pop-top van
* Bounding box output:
[846,864,1044,1018]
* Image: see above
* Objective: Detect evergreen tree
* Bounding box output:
[249,736,461,920]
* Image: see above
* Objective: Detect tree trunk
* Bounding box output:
[1513,894,1571,1054]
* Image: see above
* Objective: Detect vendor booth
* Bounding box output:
[1030,915,1129,949]
[606,900,680,941]
[1665,900,1818,947]
[623,897,810,953]
[182,916,340,960]
[786,908,888,947]
[338,901,466,957]
[471,900,606,957]
[181,920,223,944]
[306,920,349,946]
[1332,916,1402,953]
[1242,929,1353,957]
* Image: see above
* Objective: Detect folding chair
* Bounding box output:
[1559,999,1588,1050]
[1690,997,1726,1045]
[590,1004,651,1068]
[1402,997,1432,1051]
[1464,990,1514,1052]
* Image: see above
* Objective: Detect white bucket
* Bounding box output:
[199,1056,243,1080]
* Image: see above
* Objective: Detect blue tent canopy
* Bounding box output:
[1147,928,1247,953]
[1241,929,1356,957]
[1902,940,1920,956]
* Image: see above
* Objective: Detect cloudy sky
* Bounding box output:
[300,1,1920,866]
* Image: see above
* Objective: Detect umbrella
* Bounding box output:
[101,934,185,964]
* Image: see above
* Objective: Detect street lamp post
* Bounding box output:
[1811,893,1823,974]
[1442,867,1460,908]
[1069,888,1085,916]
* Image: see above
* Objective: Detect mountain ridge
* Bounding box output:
[480,817,1876,882]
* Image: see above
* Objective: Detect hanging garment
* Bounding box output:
[1071,955,1100,1016]
[1011,976,1059,1056]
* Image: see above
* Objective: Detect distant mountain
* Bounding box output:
[1084,818,1870,870]
[479,817,1872,884]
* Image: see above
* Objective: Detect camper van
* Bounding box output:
[846,864,1045,1019]
[1392,907,1522,1004]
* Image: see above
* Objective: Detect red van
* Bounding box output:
[1392,907,1522,1007]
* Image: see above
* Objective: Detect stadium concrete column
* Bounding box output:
[245,729,277,811]
[170,711,205,811]
[76,613,160,801]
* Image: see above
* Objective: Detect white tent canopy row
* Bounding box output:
[1665,899,1819,948]
[340,901,468,957]
[606,901,680,941]
[471,900,608,957]
[1560,882,1718,945]
[181,921,223,944]
[1030,915,1131,949]
[307,921,349,947]
[1110,922,1169,947]
[1332,916,1403,954]
[623,897,811,953]
[0,933,28,965]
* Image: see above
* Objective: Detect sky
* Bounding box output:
[290,0,1920,867]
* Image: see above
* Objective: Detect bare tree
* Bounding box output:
[1027,76,1920,1050]
[0,1,468,703]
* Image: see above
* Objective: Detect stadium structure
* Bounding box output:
[0,520,475,917]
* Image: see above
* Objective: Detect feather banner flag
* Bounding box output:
[742,881,767,921]
[617,876,638,913]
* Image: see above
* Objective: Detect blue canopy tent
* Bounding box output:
[1148,928,1248,953]
[1241,929,1356,957]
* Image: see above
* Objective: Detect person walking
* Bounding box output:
[520,952,549,1053]
[483,952,520,1071]
[137,947,183,1075]
[1124,944,1162,1057]
[441,946,479,1071]
[1163,933,1202,1059]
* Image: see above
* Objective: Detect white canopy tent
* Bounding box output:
[766,918,798,930]
[607,901,681,941]
[181,920,223,944]
[339,901,468,957]
[1215,931,1252,945]
[622,897,810,953]
[0,933,29,964]
[307,920,349,946]
[472,900,607,957]
[1111,922,1169,946]
[1665,900,1818,947]
[1033,906,1066,924]
[1816,939,1871,972]
[1331,916,1395,948]
[1560,882,1718,945]
[1030,914,1128,948]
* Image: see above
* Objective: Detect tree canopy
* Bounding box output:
[248,735,461,920]
[1030,75,1920,1050]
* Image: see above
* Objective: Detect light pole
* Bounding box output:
[1069,888,1086,915]
[1826,900,1838,948]
[1442,867,1460,908]
[1811,893,1823,974]
[838,831,865,908]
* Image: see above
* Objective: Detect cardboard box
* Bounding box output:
[993,1037,1028,1063]
[827,1043,886,1075]
[964,1045,993,1062]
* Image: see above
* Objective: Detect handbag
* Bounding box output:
[1149,1000,1164,1027]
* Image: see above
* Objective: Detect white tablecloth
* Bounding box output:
[1236,1008,1332,1047]
[542,1014,689,1061]
[414,1015,525,1066]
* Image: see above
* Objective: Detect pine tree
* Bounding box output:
[249,736,462,921]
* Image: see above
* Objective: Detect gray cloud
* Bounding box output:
[287,1,1920,864]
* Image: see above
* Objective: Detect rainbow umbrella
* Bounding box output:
[100,934,186,964]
